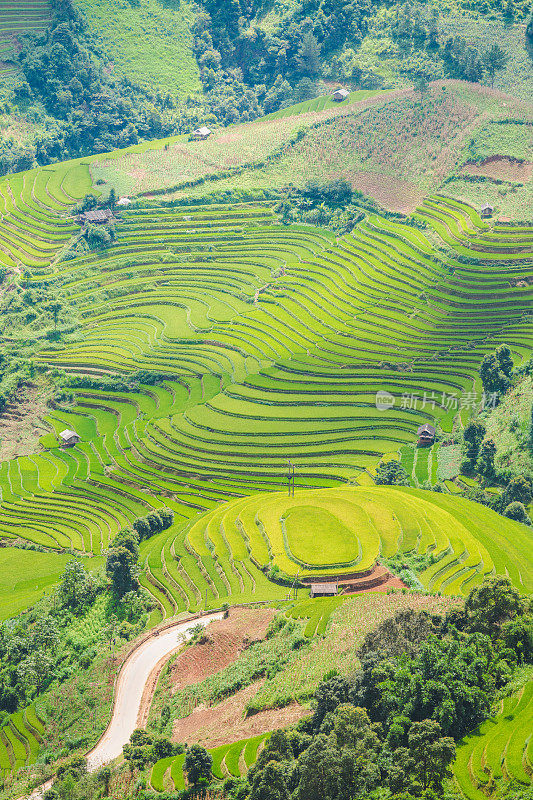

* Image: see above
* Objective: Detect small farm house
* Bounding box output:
[76,209,113,225]
[59,429,81,447]
[481,204,494,218]
[417,423,436,447]
[310,583,338,598]
[333,88,349,102]
[192,127,212,140]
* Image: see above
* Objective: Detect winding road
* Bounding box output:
[86,612,223,770]
[25,612,224,797]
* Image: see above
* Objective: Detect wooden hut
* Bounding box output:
[192,126,212,140]
[417,423,436,447]
[310,583,338,598]
[76,209,113,225]
[333,88,349,102]
[59,429,81,447]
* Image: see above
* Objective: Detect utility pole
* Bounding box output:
[287,460,295,497]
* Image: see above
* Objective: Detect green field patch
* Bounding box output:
[284,506,359,567]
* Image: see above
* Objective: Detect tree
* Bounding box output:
[503,501,531,525]
[106,530,139,596]
[501,475,533,508]
[184,744,212,793]
[465,575,522,635]
[250,760,290,800]
[462,419,486,469]
[413,74,430,95]
[59,559,96,610]
[480,345,513,397]
[482,45,508,86]
[375,459,410,486]
[496,344,513,377]
[107,187,117,211]
[159,508,174,530]
[48,300,62,329]
[407,719,455,791]
[297,32,322,75]
[132,516,151,541]
[476,436,496,478]
[147,511,163,534]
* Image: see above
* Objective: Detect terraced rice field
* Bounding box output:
[184,486,533,595]
[150,731,271,790]
[0,162,531,618]
[0,705,44,780]
[0,0,51,75]
[0,160,90,269]
[453,678,533,799]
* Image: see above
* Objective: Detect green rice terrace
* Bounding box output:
[454,676,533,799]
[0,155,532,619]
[0,125,532,800]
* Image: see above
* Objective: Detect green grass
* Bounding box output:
[0,549,74,621]
[75,0,200,98]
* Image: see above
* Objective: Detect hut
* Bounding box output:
[310,583,338,598]
[417,423,436,447]
[333,88,349,102]
[480,204,494,218]
[192,126,212,140]
[76,209,113,225]
[59,429,81,447]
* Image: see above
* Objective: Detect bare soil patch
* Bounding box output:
[172,680,310,748]
[0,379,53,461]
[168,608,274,693]
[347,171,424,214]
[461,156,533,183]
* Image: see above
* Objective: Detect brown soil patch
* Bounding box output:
[168,608,274,693]
[461,156,533,183]
[172,680,311,748]
[347,171,424,214]
[0,379,53,461]
[343,574,408,594]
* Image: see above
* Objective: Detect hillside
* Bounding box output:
[90,82,533,216]
[74,0,201,98]
[0,4,532,800]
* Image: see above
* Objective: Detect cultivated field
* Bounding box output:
[453,675,533,798]
[184,486,533,594]
[0,0,51,77]
[0,165,531,619]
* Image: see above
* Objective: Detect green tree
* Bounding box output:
[250,760,290,800]
[184,744,212,793]
[297,32,322,75]
[407,719,456,791]
[375,459,410,486]
[106,530,139,596]
[482,45,508,86]
[108,187,117,211]
[476,436,496,478]
[503,501,531,525]
[48,300,62,329]
[501,475,532,508]
[462,419,486,469]
[465,575,522,635]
